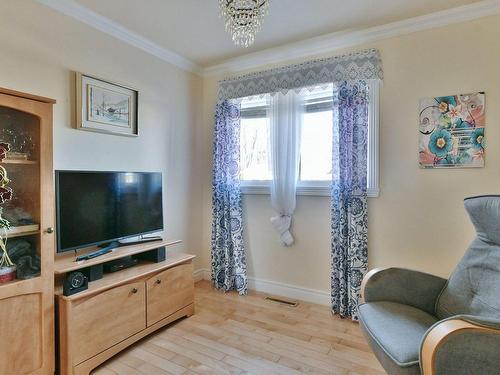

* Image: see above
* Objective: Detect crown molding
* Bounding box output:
[36,0,202,75]
[202,0,500,77]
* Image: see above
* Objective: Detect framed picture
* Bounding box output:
[419,92,485,168]
[76,72,138,136]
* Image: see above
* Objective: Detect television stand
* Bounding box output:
[75,241,120,261]
[54,240,194,375]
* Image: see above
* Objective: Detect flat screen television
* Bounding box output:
[55,171,163,253]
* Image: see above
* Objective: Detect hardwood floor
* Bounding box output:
[92,281,385,375]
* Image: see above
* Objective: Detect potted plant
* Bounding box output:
[0,207,15,282]
[0,143,15,283]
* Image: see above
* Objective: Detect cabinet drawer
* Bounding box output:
[71,281,146,365]
[146,262,194,326]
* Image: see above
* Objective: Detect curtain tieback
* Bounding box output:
[271,214,294,247]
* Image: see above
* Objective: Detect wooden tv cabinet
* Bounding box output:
[54,241,195,375]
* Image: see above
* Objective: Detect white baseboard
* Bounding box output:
[193,268,206,283]
[247,276,330,306]
[193,268,330,306]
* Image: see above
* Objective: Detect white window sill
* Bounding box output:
[241,184,379,197]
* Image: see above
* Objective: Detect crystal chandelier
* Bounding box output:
[218,0,269,48]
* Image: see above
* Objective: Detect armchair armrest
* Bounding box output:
[361,267,447,315]
[420,316,500,375]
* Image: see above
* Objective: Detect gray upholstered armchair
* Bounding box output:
[358,195,500,375]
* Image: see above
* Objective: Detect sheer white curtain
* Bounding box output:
[269,91,303,246]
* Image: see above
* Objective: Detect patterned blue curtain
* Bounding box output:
[211,99,248,295]
[331,81,369,321]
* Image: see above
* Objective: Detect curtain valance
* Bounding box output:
[218,48,383,102]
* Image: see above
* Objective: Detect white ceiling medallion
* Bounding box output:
[219,0,269,48]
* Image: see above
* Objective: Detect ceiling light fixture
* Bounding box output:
[218,0,269,48]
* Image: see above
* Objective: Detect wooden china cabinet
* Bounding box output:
[0,87,55,375]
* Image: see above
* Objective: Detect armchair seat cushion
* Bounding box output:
[359,301,438,366]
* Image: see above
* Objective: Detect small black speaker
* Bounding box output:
[134,246,166,263]
[81,264,103,281]
[63,271,88,296]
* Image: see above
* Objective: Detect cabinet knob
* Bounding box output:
[46,227,54,234]
[155,279,162,285]
[131,288,138,294]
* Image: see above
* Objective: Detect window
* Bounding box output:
[239,81,379,197]
[300,85,333,183]
[240,95,271,181]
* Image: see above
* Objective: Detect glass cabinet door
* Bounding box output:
[0,90,55,375]
[0,106,41,282]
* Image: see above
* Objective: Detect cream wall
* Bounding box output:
[0,1,203,268]
[200,14,500,292]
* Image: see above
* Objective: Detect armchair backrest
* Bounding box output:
[436,195,500,320]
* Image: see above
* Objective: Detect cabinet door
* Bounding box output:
[0,293,43,374]
[71,281,146,365]
[0,93,55,375]
[146,262,194,326]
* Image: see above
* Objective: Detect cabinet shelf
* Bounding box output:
[0,276,41,298]
[8,230,40,238]
[54,239,182,274]
[2,159,38,165]
[7,224,40,238]
[0,275,40,286]
[55,252,195,301]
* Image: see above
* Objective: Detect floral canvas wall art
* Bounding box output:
[419,92,485,168]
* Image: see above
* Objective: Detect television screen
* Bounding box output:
[56,171,163,253]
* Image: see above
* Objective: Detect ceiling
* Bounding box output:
[75,0,481,67]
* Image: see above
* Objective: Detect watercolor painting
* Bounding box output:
[88,85,131,128]
[419,92,485,168]
[77,73,138,136]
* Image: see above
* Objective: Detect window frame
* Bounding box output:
[240,80,380,198]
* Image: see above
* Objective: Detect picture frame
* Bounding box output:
[75,72,138,137]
